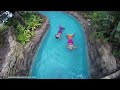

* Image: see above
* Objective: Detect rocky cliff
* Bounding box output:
[0,14,49,79]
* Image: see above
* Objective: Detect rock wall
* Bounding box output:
[66,11,118,79]
[102,69,120,79]
[0,27,25,78]
[0,31,10,72]
[0,13,50,78]
[24,14,49,76]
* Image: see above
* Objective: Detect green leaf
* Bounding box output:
[104,37,110,43]
[117,22,120,32]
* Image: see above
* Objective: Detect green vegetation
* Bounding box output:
[82,11,120,59]
[5,12,44,45]
[0,24,8,32]
[0,24,8,47]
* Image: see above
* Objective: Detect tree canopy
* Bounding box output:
[84,11,120,59]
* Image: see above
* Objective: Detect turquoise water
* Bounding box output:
[30,11,90,79]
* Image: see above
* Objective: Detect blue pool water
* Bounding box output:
[30,11,90,79]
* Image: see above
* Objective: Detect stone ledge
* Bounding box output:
[24,14,50,76]
[101,70,120,79]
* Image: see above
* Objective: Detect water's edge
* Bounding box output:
[30,11,90,79]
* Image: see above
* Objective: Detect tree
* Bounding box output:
[89,11,120,58]
[0,11,8,24]
[0,11,27,27]
[9,11,27,27]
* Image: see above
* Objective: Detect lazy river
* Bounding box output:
[30,11,90,79]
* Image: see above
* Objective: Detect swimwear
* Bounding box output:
[58,25,65,34]
[67,34,75,45]
[68,39,73,45]
[58,29,63,34]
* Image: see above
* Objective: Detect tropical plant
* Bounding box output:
[14,12,43,45]
[85,11,120,58]
[1,11,44,46]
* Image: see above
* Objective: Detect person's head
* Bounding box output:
[67,34,73,39]
[55,33,61,39]
[68,36,72,39]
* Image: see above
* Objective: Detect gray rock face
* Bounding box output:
[102,69,120,79]
[98,45,117,71]
[0,27,25,78]
[0,31,10,72]
[0,14,49,79]
[66,11,118,79]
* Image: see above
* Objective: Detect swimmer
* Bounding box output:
[66,33,79,50]
[55,25,65,39]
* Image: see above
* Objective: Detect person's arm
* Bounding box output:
[72,33,75,37]
[73,46,79,48]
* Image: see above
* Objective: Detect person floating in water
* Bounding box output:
[66,33,79,50]
[55,25,65,39]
